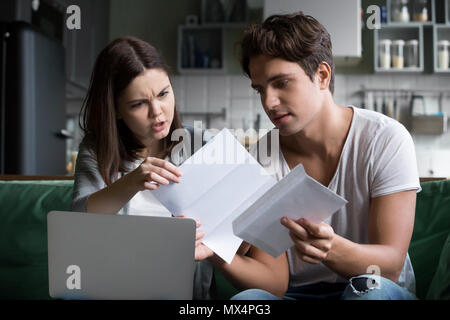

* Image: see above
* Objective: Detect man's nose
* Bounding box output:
[262,88,280,111]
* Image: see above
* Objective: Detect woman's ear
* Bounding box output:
[316,62,332,91]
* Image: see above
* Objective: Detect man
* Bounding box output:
[232,12,420,300]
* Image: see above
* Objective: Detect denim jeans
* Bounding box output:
[230,274,416,300]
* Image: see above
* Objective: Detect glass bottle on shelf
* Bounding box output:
[204,0,225,23]
[381,6,388,24]
[379,39,392,69]
[391,0,401,22]
[392,0,410,22]
[392,40,405,69]
[413,0,428,22]
[405,39,419,68]
[437,40,450,70]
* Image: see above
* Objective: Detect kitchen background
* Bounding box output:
[1,0,449,177]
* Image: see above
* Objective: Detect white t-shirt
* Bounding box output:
[250,106,421,294]
[120,156,173,217]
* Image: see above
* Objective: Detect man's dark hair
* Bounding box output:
[240,11,335,94]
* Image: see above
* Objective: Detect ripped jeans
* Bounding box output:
[231,274,416,300]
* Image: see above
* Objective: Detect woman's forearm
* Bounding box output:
[209,253,288,298]
[86,174,139,214]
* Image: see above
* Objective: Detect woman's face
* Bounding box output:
[116,68,175,148]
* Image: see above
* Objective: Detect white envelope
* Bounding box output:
[152,128,276,263]
[232,163,348,258]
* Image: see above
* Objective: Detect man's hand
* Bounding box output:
[179,215,214,261]
[281,217,335,264]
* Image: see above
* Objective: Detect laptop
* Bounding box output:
[47,211,196,300]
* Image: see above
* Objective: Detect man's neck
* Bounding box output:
[281,100,352,161]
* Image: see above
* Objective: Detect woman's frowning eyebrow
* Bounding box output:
[126,85,171,104]
[127,98,147,105]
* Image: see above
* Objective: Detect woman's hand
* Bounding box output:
[180,215,214,261]
[128,157,182,191]
[281,217,335,264]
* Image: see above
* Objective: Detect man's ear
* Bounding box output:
[316,62,332,91]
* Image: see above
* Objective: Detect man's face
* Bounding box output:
[249,55,324,136]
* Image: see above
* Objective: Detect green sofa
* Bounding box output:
[0,179,449,300]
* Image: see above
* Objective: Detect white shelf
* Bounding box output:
[177,25,225,74]
[447,0,450,24]
[374,25,425,73]
[376,67,424,73]
[201,23,247,28]
[386,0,435,24]
[433,24,450,72]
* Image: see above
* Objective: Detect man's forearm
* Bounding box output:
[324,235,406,282]
[208,253,288,298]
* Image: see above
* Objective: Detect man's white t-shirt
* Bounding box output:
[250,106,421,294]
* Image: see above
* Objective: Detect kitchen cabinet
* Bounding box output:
[432,24,450,72]
[374,25,424,72]
[177,0,263,74]
[55,0,110,102]
[178,25,225,74]
[263,0,362,58]
[0,0,33,22]
[374,0,450,73]
[0,0,109,107]
[386,0,434,25]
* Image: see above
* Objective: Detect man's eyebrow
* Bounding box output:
[251,73,295,88]
[126,85,170,104]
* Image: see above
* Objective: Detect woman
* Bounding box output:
[71,37,214,299]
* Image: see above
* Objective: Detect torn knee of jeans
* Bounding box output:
[349,277,381,296]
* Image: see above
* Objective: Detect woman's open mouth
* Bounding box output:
[152,121,166,132]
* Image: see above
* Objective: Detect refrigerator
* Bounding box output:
[0,21,66,175]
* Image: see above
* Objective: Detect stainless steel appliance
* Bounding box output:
[0,21,66,175]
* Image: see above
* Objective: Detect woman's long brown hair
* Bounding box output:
[79,37,183,186]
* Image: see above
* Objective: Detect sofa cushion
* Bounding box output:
[425,232,450,300]
[409,179,450,299]
[0,180,73,299]
[1,178,449,300]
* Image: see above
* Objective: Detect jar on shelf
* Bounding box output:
[413,0,428,22]
[379,39,392,69]
[392,40,405,69]
[392,0,410,22]
[405,39,419,68]
[437,40,450,70]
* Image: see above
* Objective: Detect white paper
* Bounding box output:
[232,163,348,258]
[152,129,276,263]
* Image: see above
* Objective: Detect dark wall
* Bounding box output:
[0,0,32,23]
